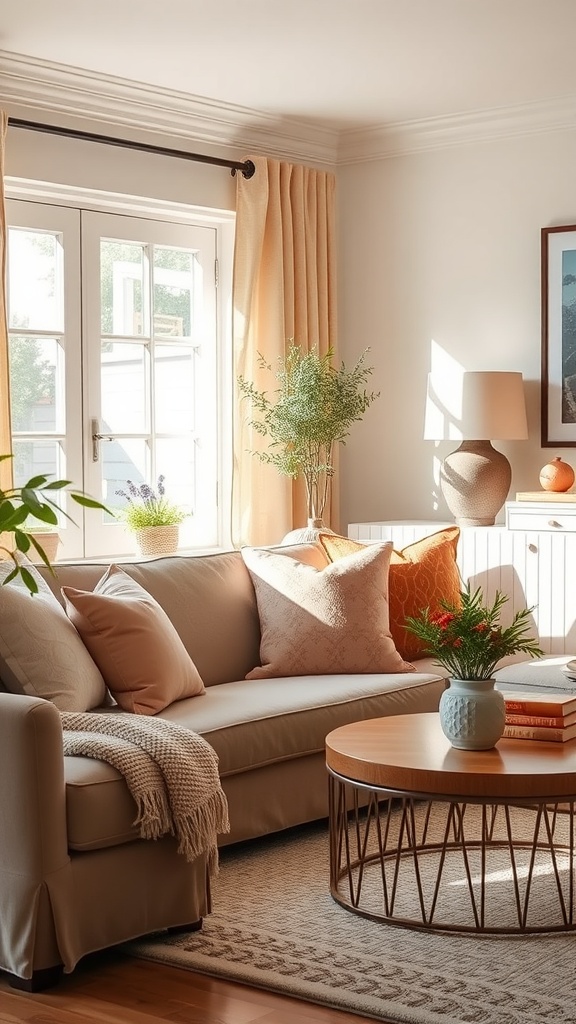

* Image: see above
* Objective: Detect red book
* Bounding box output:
[505,710,576,728]
[503,693,576,718]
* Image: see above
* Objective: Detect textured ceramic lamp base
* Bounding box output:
[440,440,512,527]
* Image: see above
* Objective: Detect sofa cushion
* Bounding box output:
[318,527,462,661]
[63,668,445,851]
[159,669,445,774]
[61,565,205,714]
[241,542,413,678]
[43,543,330,687]
[64,754,142,849]
[0,560,107,711]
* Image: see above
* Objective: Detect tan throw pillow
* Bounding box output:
[0,560,107,711]
[241,542,414,679]
[61,565,205,715]
[319,526,462,661]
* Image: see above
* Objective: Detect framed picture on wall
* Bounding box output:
[542,223,576,446]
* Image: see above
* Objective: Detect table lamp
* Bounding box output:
[424,371,528,526]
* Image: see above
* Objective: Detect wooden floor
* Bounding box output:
[0,951,387,1024]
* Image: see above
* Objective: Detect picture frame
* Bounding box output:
[541,223,576,446]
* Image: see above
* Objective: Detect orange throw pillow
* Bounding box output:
[61,565,205,715]
[319,527,462,661]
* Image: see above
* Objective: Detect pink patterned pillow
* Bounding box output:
[241,542,414,679]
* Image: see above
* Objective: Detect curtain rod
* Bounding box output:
[7,117,256,178]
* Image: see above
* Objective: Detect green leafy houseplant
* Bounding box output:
[403,586,544,680]
[237,344,379,522]
[115,476,188,531]
[0,454,107,594]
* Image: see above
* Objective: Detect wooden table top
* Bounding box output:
[325,713,576,799]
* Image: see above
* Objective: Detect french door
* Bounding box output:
[6,199,224,559]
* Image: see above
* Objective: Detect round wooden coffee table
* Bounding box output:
[325,712,576,934]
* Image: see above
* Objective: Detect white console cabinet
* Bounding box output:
[347,520,576,655]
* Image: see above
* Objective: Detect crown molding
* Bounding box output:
[3,50,576,168]
[337,95,576,163]
[0,50,339,167]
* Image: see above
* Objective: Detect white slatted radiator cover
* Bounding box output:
[347,521,576,655]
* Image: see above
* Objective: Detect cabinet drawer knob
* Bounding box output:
[548,519,561,528]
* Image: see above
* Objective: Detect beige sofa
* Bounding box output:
[0,542,446,990]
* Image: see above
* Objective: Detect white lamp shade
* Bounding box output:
[424,371,528,441]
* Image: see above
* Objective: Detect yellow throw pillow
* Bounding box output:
[319,527,462,662]
[241,542,414,679]
[61,565,205,715]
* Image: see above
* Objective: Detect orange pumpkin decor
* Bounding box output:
[539,456,575,492]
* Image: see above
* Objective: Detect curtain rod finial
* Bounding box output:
[232,159,256,180]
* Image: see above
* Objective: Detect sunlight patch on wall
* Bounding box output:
[424,342,465,440]
[424,342,465,511]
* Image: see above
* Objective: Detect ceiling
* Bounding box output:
[3,0,576,133]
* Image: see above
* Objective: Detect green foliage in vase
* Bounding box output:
[237,343,379,520]
[403,586,544,680]
[115,476,188,531]
[0,454,108,594]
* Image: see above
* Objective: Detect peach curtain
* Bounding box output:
[232,156,337,547]
[0,111,12,491]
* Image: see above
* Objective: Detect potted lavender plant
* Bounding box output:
[116,476,189,556]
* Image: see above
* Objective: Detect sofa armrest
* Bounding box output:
[0,693,69,877]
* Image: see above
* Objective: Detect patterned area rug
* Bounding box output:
[124,814,576,1024]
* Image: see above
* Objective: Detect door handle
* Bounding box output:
[91,419,114,462]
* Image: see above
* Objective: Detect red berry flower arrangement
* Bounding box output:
[403,586,543,680]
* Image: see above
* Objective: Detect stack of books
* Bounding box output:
[503,692,576,742]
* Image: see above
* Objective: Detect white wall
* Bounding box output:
[338,129,576,532]
[5,115,237,212]
[9,110,576,537]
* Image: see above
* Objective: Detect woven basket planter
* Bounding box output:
[135,525,179,557]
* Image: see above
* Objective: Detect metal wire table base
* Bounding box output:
[328,771,576,934]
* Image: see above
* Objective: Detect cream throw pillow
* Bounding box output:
[61,565,205,715]
[0,560,107,711]
[241,542,414,679]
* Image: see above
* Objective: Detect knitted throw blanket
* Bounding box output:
[60,712,230,876]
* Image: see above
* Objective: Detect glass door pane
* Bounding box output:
[101,240,147,337]
[8,335,63,433]
[8,227,64,334]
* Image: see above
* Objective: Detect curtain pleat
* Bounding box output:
[0,111,12,492]
[232,156,337,547]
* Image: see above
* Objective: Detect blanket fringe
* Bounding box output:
[174,791,231,873]
[132,788,173,840]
